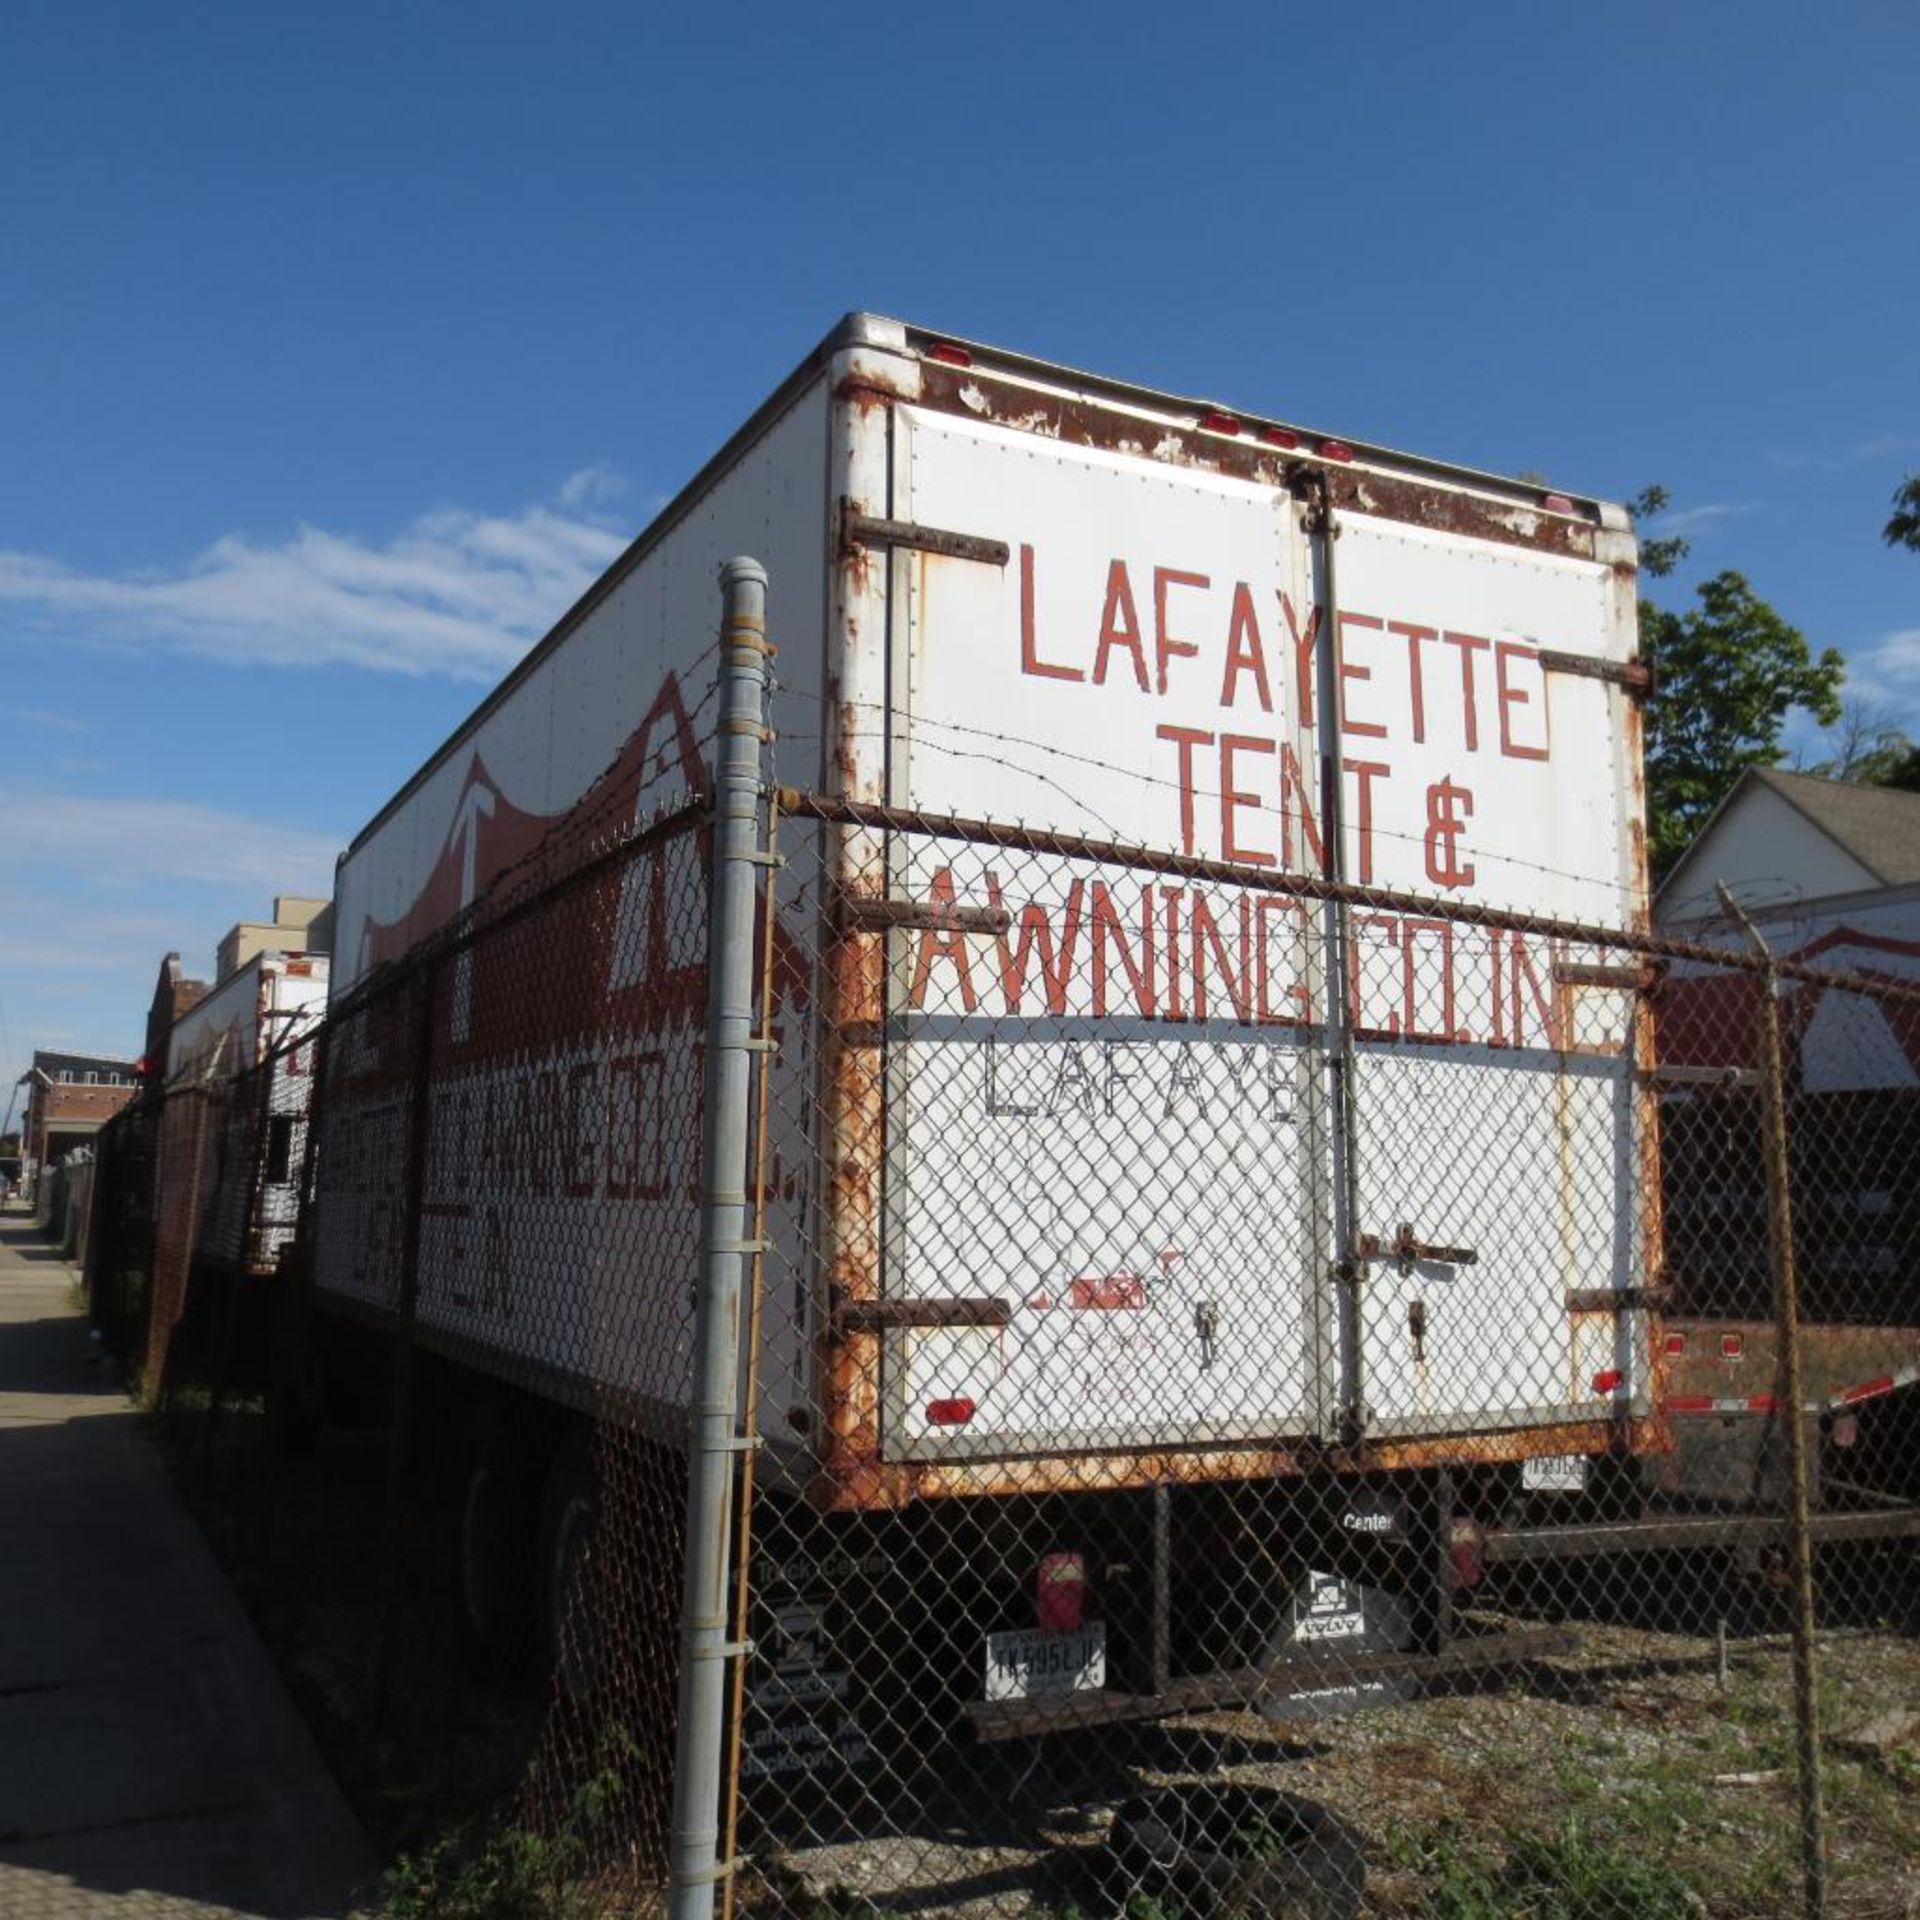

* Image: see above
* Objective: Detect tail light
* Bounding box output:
[1447,1518,1488,1592]
[1591,1368,1624,1394]
[925,1396,975,1427]
[1037,1552,1086,1631]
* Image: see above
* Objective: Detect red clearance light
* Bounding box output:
[926,1396,976,1427]
[284,959,313,977]
[1720,1333,1744,1359]
[1319,439,1355,463]
[1259,425,1300,450]
[1591,1368,1625,1394]
[1541,492,1575,514]
[1664,1332,1688,1357]
[927,342,972,367]
[1199,409,1241,436]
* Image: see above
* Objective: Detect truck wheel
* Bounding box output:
[538,1425,604,1709]
[456,1405,543,1678]
[1103,1782,1364,1920]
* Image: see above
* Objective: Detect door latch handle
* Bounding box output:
[1357,1224,1479,1275]
[1193,1300,1218,1372]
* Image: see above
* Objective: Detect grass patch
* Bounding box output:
[1395,1818,1699,1920]
[378,1736,634,1919]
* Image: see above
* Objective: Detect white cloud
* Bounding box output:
[1645,501,1760,537]
[5,707,90,733]
[1768,434,1919,474]
[0,788,341,894]
[1859,628,1920,689]
[0,472,631,683]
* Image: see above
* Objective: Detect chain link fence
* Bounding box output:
[72,587,1920,1920]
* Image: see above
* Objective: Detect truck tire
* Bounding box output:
[1103,1782,1364,1920]
[538,1424,604,1710]
[456,1403,543,1678]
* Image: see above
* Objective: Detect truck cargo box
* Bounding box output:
[314,314,1656,1508]
[166,951,329,1277]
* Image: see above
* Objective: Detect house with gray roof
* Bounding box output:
[1657,766,1920,930]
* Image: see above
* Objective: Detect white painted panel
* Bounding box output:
[314,382,832,1435]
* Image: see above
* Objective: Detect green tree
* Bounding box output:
[1885,474,1920,553]
[1628,490,1845,872]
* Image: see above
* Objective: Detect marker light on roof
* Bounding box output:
[1259,426,1300,450]
[1542,492,1575,514]
[1199,410,1241,436]
[1319,439,1354,463]
[927,342,972,367]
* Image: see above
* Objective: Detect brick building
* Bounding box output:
[20,1050,140,1190]
[143,952,210,1092]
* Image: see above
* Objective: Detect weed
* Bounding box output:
[1406,1818,1698,1920]
[379,1736,633,1918]
[379,1823,599,1920]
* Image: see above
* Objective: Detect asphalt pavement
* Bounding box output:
[0,1208,372,1919]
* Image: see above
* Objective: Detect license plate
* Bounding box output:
[983,1623,1106,1702]
[1523,1453,1589,1492]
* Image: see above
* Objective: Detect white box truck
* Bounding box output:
[306,315,1658,1737]
[167,950,329,1278]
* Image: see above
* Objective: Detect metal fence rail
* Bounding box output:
[71,580,1920,1920]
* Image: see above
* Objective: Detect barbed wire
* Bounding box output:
[766,678,1650,912]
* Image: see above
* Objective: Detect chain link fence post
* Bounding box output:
[1717,885,1829,1920]
[667,558,771,1920]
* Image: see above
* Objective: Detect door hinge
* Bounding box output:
[841,897,1012,934]
[1538,648,1655,698]
[840,499,1011,568]
[832,1295,1012,1335]
[1553,960,1665,992]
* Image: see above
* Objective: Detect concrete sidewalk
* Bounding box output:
[0,1211,372,1919]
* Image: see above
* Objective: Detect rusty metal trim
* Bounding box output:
[1539,647,1655,697]
[841,501,1010,568]
[833,1296,1012,1334]
[840,898,1013,934]
[1484,1505,1920,1565]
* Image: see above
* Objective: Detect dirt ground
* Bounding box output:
[762,1615,1920,1920]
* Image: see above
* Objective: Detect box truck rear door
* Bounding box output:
[1323,515,1653,1442]
[871,404,1332,1463]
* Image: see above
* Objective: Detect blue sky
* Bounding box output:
[2,1,1915,1100]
